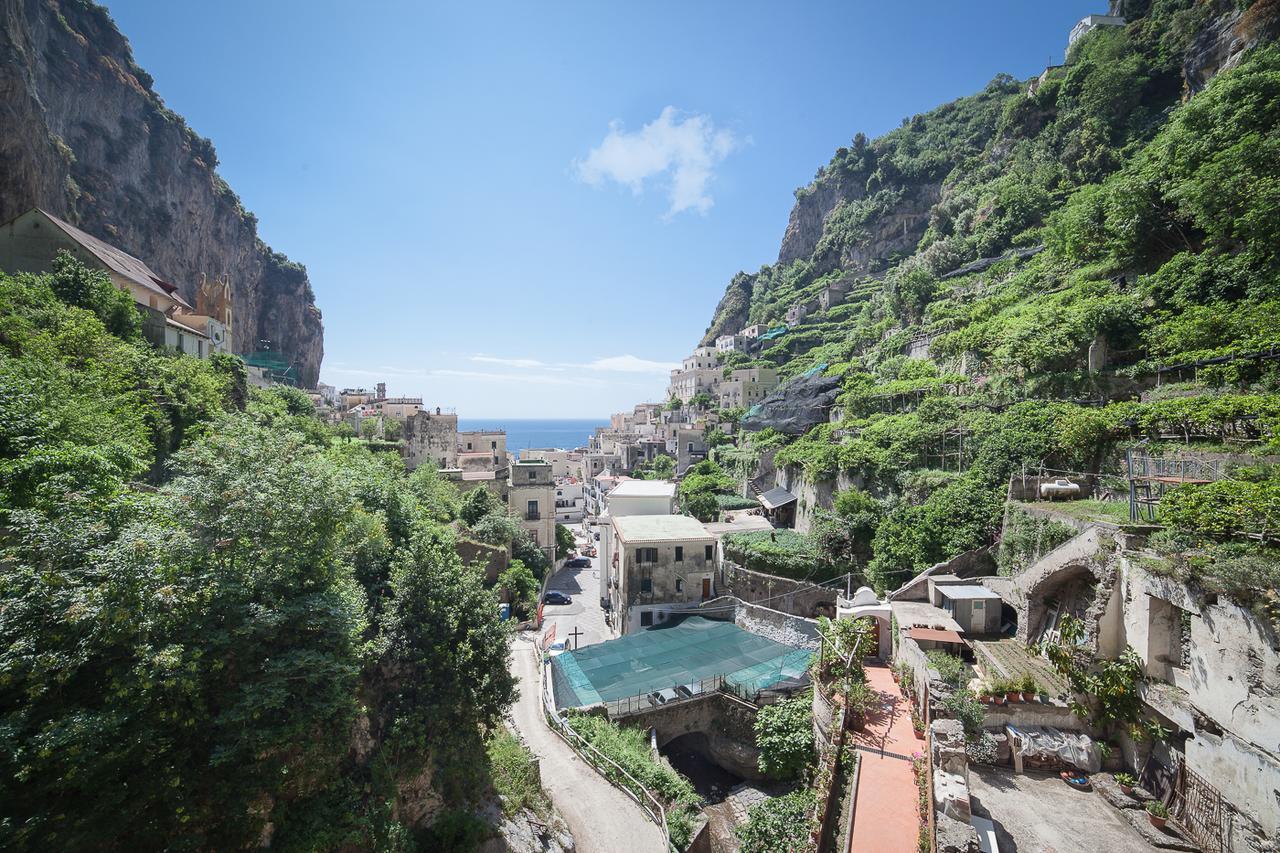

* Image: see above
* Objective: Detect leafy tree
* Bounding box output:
[555,523,576,560]
[459,485,504,525]
[753,691,815,779]
[635,454,675,480]
[49,249,141,339]
[499,559,539,618]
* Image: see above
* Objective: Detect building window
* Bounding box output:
[528,470,536,480]
[637,547,657,565]
[466,442,473,450]
[675,546,684,563]
[676,578,684,593]
[491,440,497,449]
[527,500,539,520]
[640,577,652,593]
[705,545,714,561]
[641,611,653,627]
[972,600,985,610]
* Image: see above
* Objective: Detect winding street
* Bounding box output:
[508,637,665,853]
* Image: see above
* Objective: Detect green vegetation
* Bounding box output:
[722,528,827,579]
[925,650,971,689]
[0,260,519,848]
[735,788,816,853]
[997,508,1079,575]
[753,690,815,779]
[700,6,1280,599]
[563,713,699,848]
[679,458,739,522]
[635,453,676,480]
[487,729,550,817]
[555,522,576,560]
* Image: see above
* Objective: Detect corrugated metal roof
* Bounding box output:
[757,486,797,509]
[936,584,1001,599]
[36,209,191,308]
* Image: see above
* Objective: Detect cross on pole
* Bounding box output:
[568,626,585,651]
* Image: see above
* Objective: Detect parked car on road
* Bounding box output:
[543,591,572,605]
[647,687,679,707]
[565,557,591,568]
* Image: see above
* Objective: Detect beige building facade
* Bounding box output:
[611,514,717,634]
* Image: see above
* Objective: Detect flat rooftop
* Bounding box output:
[550,616,812,708]
[612,514,713,543]
[610,480,677,498]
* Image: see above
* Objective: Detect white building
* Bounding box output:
[715,334,743,353]
[554,479,585,524]
[599,479,677,611]
[1067,14,1125,53]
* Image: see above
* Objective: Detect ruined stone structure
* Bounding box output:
[402,408,459,471]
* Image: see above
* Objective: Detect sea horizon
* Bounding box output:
[458,417,609,452]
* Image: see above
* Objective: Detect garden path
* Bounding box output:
[848,665,921,852]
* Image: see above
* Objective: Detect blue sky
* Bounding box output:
[105,1,1097,417]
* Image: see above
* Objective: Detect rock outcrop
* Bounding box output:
[0,0,323,386]
[740,372,841,435]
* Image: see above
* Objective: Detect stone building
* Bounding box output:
[675,427,707,475]
[718,366,779,410]
[611,514,717,634]
[0,207,225,359]
[508,460,556,563]
[521,448,585,479]
[402,407,458,471]
[715,333,743,352]
[667,346,723,403]
[371,396,424,421]
[599,479,677,611]
[458,430,506,472]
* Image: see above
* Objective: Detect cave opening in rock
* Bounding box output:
[661,732,747,804]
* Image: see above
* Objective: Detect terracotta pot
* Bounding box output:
[1022,691,1037,702]
[1148,813,1167,830]
[1005,692,1021,703]
[993,695,1007,706]
[1119,784,1134,795]
[913,727,925,740]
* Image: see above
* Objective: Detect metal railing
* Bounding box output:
[605,675,727,717]
[537,652,672,849]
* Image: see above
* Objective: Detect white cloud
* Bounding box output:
[470,354,548,369]
[581,354,679,374]
[575,106,741,216]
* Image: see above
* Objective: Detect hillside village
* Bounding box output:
[2,1,1280,852]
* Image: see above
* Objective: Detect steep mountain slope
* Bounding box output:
[0,0,324,386]
[696,0,1280,590]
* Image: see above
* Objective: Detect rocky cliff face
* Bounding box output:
[0,0,323,386]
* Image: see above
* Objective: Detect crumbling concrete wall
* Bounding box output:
[930,719,979,852]
[774,464,865,534]
[1120,555,1280,840]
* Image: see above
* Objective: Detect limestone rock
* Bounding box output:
[0,0,324,386]
[740,372,841,435]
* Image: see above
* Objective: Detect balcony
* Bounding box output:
[525,511,541,521]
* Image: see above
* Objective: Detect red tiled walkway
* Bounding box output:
[849,665,922,852]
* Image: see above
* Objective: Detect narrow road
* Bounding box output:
[509,637,665,853]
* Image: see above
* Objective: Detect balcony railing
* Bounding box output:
[525,511,541,521]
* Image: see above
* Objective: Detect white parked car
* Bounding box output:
[1039,478,1081,500]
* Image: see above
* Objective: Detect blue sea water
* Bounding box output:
[458,418,608,452]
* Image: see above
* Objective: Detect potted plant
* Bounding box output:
[911,706,925,739]
[1146,800,1169,829]
[1115,772,1137,795]
[994,677,1020,704]
[1019,674,1039,702]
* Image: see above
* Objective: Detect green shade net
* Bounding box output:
[549,616,812,709]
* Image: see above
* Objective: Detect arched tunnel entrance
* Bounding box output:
[661,732,746,804]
